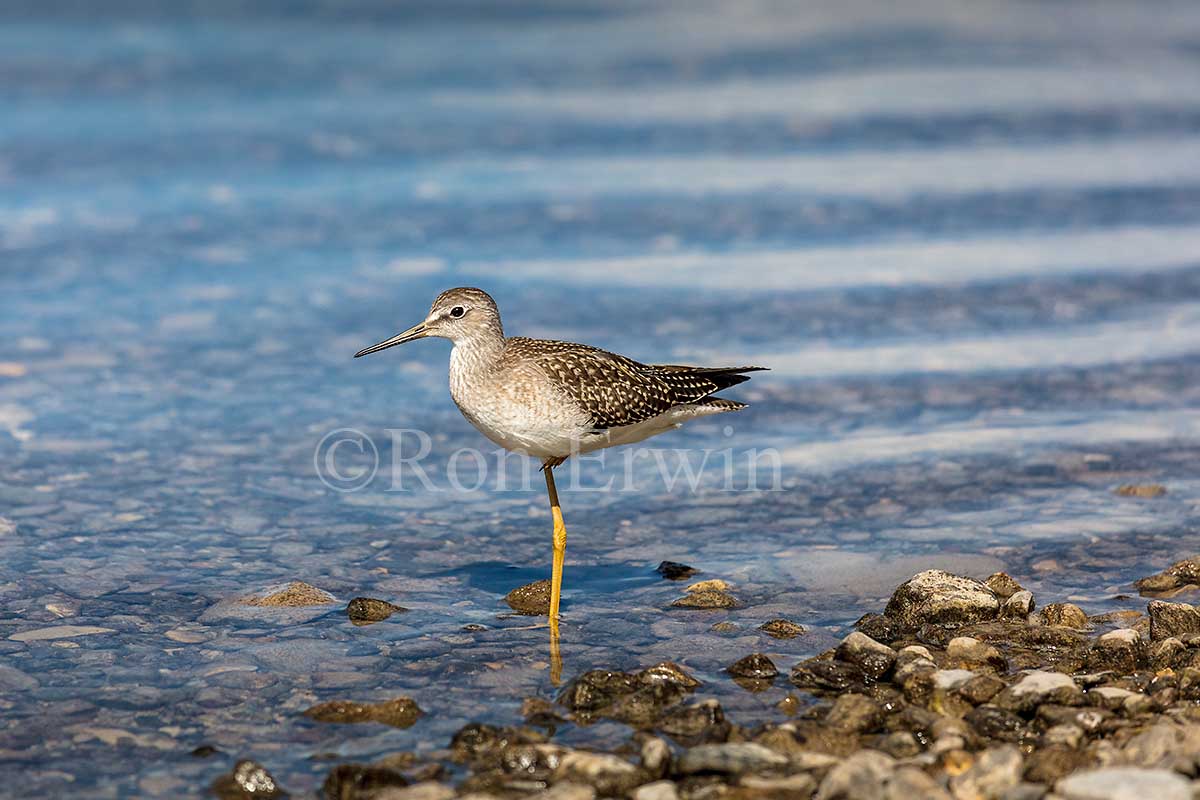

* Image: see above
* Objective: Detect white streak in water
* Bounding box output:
[461,225,1200,291]
[703,303,1200,378]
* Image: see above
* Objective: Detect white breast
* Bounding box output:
[449,345,591,459]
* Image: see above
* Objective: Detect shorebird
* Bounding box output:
[355,287,763,631]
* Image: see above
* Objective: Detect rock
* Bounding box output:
[855,613,902,643]
[677,742,788,775]
[1086,629,1147,674]
[815,749,896,800]
[836,632,897,681]
[878,731,922,759]
[304,697,422,728]
[884,570,999,631]
[1114,484,1166,498]
[825,693,886,733]
[985,573,1025,599]
[1002,591,1035,620]
[1088,686,1139,711]
[322,764,407,800]
[1055,767,1190,800]
[993,671,1083,715]
[632,781,679,800]
[240,581,336,607]
[553,751,641,797]
[656,699,729,743]
[534,784,596,800]
[1147,600,1200,641]
[964,706,1027,743]
[727,653,779,680]
[670,590,737,609]
[506,580,551,615]
[740,774,819,798]
[346,597,406,625]
[687,579,730,593]
[9,625,116,641]
[1024,746,1091,784]
[1038,603,1090,629]
[639,736,671,778]
[886,766,952,800]
[949,744,1022,800]
[759,619,806,639]
[557,662,699,726]
[946,637,1006,671]
[655,561,698,580]
[1136,557,1200,595]
[211,760,287,799]
[1121,722,1200,768]
[791,658,868,694]
[959,674,1006,705]
[374,784,455,800]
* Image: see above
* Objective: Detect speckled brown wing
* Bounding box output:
[504,337,764,430]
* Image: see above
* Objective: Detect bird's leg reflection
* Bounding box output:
[549,617,563,686]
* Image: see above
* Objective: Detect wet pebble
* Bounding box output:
[677,742,788,775]
[655,561,698,580]
[304,696,423,728]
[835,631,897,681]
[346,597,406,625]
[506,580,551,615]
[758,618,805,639]
[726,653,779,680]
[1039,603,1091,629]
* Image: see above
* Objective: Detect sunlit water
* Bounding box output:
[3,1,1200,795]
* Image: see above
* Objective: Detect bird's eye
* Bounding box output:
[449,306,466,318]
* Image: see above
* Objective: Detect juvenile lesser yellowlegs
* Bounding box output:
[355,287,764,632]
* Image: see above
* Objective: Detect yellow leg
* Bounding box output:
[544,462,567,685]
[544,463,567,622]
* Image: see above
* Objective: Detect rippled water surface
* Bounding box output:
[4,1,1200,796]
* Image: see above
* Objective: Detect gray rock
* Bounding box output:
[677,742,788,775]
[949,745,1023,800]
[884,570,999,630]
[553,751,641,797]
[886,766,951,800]
[1055,767,1190,800]
[639,736,671,778]
[375,784,456,800]
[1038,603,1090,629]
[984,572,1024,599]
[946,636,1006,671]
[1136,556,1200,595]
[1147,600,1200,642]
[1086,629,1147,674]
[1002,591,1035,619]
[825,693,886,733]
[531,783,595,800]
[994,671,1083,715]
[816,749,896,800]
[836,631,897,680]
[741,774,819,797]
[9,625,115,641]
[632,781,679,800]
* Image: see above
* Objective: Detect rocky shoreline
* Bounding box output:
[214,556,1200,800]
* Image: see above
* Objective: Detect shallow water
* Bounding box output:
[3,0,1200,796]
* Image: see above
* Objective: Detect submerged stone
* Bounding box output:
[759,618,806,639]
[346,597,406,625]
[670,590,737,609]
[304,697,423,728]
[655,561,699,580]
[726,653,779,680]
[321,764,407,800]
[239,581,335,607]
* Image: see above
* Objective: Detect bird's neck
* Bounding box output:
[449,332,506,381]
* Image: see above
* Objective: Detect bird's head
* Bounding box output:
[354,287,503,357]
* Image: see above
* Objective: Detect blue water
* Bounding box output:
[4,1,1200,796]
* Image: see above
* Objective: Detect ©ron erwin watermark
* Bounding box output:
[314,427,782,494]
